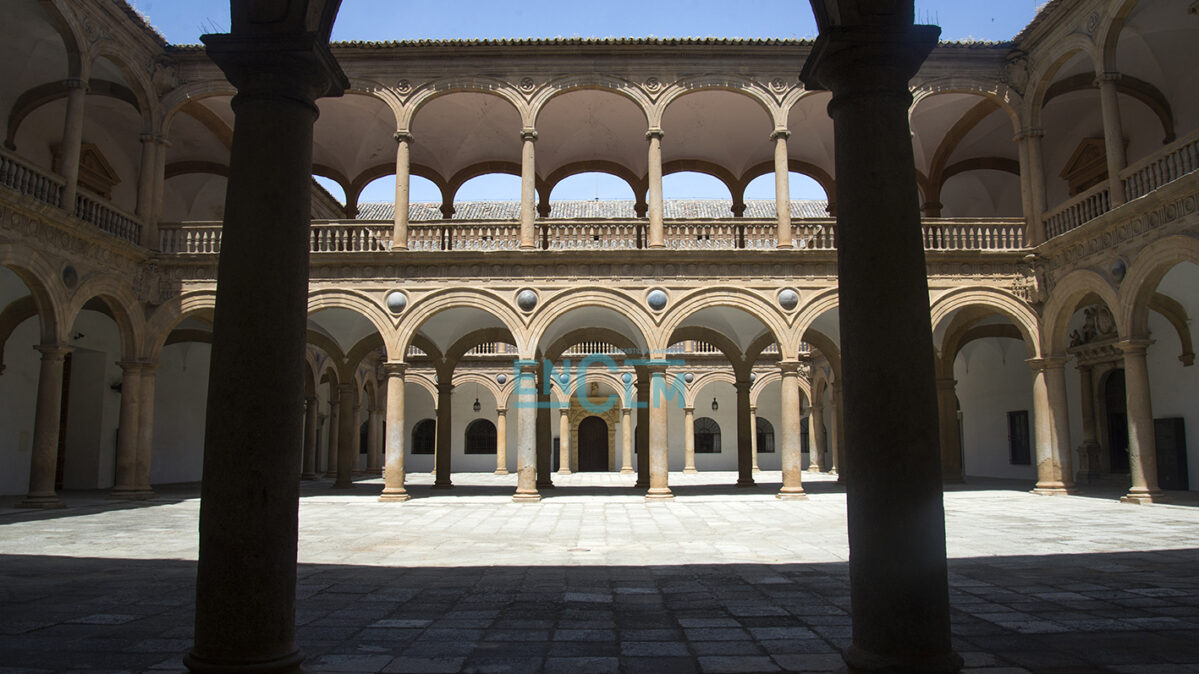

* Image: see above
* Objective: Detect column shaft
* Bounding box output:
[19,345,70,508]
[646,130,665,248]
[750,405,760,472]
[324,399,340,477]
[683,407,697,473]
[736,379,754,486]
[495,409,509,475]
[519,130,537,249]
[620,408,634,474]
[778,363,806,498]
[334,383,358,488]
[366,408,382,474]
[773,130,793,248]
[380,363,409,501]
[1076,365,1100,482]
[513,362,540,501]
[1026,130,1048,243]
[646,366,672,499]
[137,134,159,248]
[1028,358,1075,494]
[635,377,650,487]
[58,80,87,211]
[808,402,825,472]
[558,408,571,474]
[392,132,411,249]
[536,384,553,488]
[111,361,145,495]
[936,378,963,482]
[1098,74,1127,206]
[1120,340,1163,503]
[301,396,318,480]
[434,382,453,488]
[134,366,157,495]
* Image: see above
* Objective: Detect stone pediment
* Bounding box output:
[1060,137,1109,196]
[52,143,121,200]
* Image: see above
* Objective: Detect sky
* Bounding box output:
[128,0,1045,205]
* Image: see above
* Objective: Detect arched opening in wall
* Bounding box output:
[939,170,1022,218]
[162,173,227,222]
[662,171,733,215]
[412,418,436,455]
[1060,293,1121,485]
[464,419,497,455]
[577,416,608,472]
[547,172,637,218]
[756,418,775,455]
[152,315,213,485]
[694,417,721,454]
[0,0,71,153]
[1111,0,1199,139]
[0,264,51,496]
[1040,52,1108,209]
[161,95,233,223]
[314,175,345,205]
[453,173,527,218]
[742,171,830,217]
[60,297,128,491]
[1102,368,1130,474]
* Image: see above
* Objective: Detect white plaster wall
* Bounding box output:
[678,381,740,472]
[60,311,122,490]
[0,317,40,495]
[755,384,783,471]
[1146,296,1199,491]
[150,342,210,485]
[449,387,502,473]
[404,382,436,474]
[955,338,1037,481]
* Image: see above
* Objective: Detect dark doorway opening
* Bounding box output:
[577,416,608,472]
[1105,369,1130,473]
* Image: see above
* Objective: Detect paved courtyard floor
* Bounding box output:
[1,471,1198,673]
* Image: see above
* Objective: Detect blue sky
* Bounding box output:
[130,0,1043,204]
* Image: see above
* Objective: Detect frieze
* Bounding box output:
[0,199,143,278]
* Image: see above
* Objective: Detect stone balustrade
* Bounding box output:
[74,189,142,244]
[1122,128,1199,202]
[0,148,63,209]
[1044,182,1113,240]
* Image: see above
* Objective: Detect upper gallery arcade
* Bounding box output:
[0,0,1197,510]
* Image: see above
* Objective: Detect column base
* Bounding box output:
[842,644,963,674]
[557,469,571,475]
[513,491,541,502]
[807,466,824,473]
[16,494,66,509]
[300,473,318,481]
[645,488,674,500]
[518,243,536,251]
[1031,482,1075,496]
[634,480,649,488]
[776,488,808,500]
[620,468,635,474]
[378,489,410,502]
[431,483,453,490]
[108,487,156,500]
[494,469,510,475]
[183,647,305,673]
[536,481,555,489]
[736,478,756,488]
[1120,489,1165,504]
[683,467,698,474]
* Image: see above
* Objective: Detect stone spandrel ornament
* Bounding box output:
[1069,304,1117,347]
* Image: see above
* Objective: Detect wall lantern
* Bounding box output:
[711,397,719,411]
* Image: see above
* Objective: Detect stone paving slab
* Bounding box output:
[1,471,1198,672]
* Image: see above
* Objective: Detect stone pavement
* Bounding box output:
[1,471,1198,673]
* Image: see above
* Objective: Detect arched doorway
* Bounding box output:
[1104,370,1129,474]
[465,419,497,455]
[577,416,608,472]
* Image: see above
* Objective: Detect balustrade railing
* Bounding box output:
[1043,182,1112,240]
[545,221,638,249]
[0,149,63,208]
[310,223,391,252]
[75,189,141,244]
[1121,129,1199,202]
[922,219,1025,250]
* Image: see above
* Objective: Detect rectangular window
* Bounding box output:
[1008,410,1031,465]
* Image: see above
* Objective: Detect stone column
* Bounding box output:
[735,377,754,487]
[646,129,665,248]
[1025,128,1048,243]
[152,136,168,224]
[187,26,347,673]
[111,360,145,497]
[380,362,409,502]
[1027,357,1075,495]
[635,374,650,487]
[1118,340,1163,503]
[366,406,382,474]
[646,363,673,499]
[19,344,71,509]
[831,381,845,480]
[58,79,87,212]
[334,382,358,489]
[519,129,538,250]
[136,133,159,248]
[808,401,825,472]
[621,407,634,474]
[683,406,697,473]
[301,397,319,480]
[495,408,509,475]
[1097,73,1127,206]
[535,369,553,488]
[801,21,960,672]
[557,407,571,474]
[324,396,340,477]
[434,381,453,488]
[778,361,806,499]
[513,360,540,501]
[133,365,158,497]
[1075,364,1101,483]
[1015,130,1036,235]
[772,129,793,248]
[936,378,963,482]
[392,132,412,249]
[750,405,760,472]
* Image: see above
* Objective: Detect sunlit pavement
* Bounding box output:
[1,471,1197,672]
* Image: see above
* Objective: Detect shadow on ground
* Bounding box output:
[0,549,1197,672]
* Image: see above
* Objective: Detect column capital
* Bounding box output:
[1025,355,1068,371]
[436,382,455,394]
[496,407,507,416]
[516,359,539,374]
[644,360,671,374]
[117,359,151,373]
[749,404,758,414]
[520,128,538,142]
[63,78,88,90]
[1116,338,1154,355]
[138,132,157,143]
[201,32,348,106]
[383,361,407,377]
[393,130,413,144]
[683,406,694,414]
[1096,71,1122,84]
[800,24,940,97]
[777,359,803,374]
[770,128,791,141]
[1013,127,1045,142]
[645,128,664,141]
[34,343,72,358]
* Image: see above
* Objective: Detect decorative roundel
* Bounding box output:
[646,288,668,311]
[778,288,799,311]
[385,290,407,313]
[559,373,570,384]
[1110,259,1128,283]
[750,372,757,383]
[684,372,695,384]
[622,372,633,384]
[61,265,78,289]
[516,289,538,312]
[496,374,507,385]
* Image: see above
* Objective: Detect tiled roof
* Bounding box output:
[356,200,831,221]
[169,37,1006,51]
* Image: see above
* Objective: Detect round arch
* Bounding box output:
[307,288,396,352]
[64,275,144,360]
[526,289,655,358]
[685,370,737,409]
[662,289,792,359]
[1041,269,1122,355]
[529,75,652,129]
[402,77,527,131]
[1119,234,1199,339]
[929,287,1041,357]
[0,244,67,344]
[394,288,528,360]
